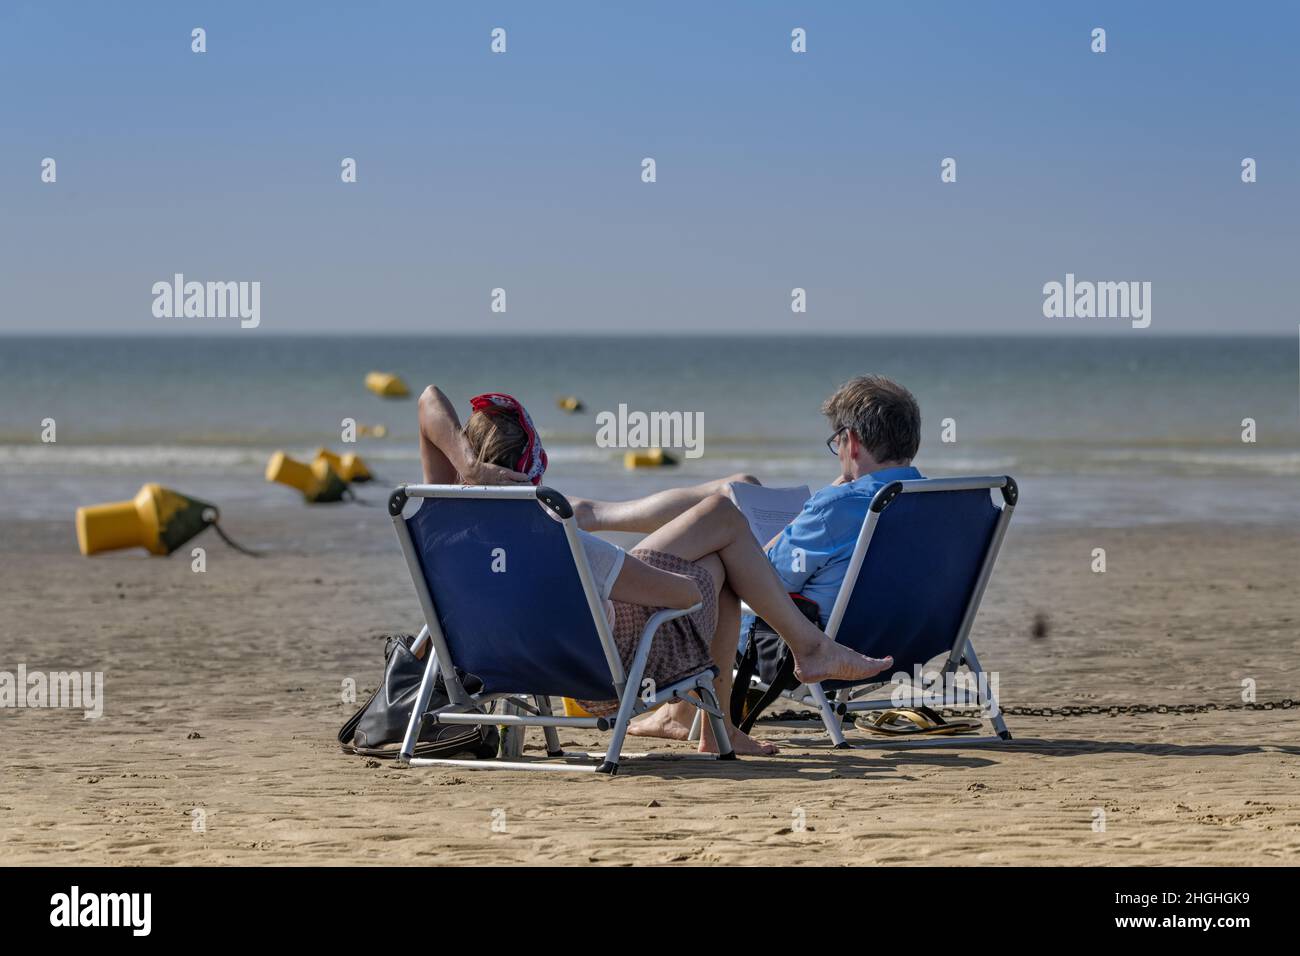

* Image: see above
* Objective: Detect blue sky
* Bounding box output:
[1,1,1296,334]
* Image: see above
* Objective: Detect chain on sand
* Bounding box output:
[758,699,1296,723]
[978,699,1295,718]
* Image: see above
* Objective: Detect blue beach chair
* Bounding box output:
[738,476,1018,748]
[388,483,735,774]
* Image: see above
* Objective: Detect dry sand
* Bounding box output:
[2,511,1297,865]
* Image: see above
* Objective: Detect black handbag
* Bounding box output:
[338,634,499,759]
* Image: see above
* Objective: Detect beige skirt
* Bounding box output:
[576,548,717,716]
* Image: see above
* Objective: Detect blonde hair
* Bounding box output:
[463,410,528,474]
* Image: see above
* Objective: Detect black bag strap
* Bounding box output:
[732,595,821,733]
[729,632,759,726]
[737,652,796,734]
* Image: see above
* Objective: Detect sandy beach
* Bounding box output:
[3,508,1296,866]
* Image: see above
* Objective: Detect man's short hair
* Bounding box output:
[821,375,921,463]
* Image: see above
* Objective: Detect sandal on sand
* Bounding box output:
[856,706,981,737]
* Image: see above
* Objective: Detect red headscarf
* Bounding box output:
[468,393,548,484]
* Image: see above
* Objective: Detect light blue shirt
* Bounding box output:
[743,466,924,635]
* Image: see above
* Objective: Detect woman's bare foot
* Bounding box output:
[793,639,893,686]
[628,704,694,741]
[570,497,597,531]
[633,704,778,755]
[700,727,779,756]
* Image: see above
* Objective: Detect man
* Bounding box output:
[631,374,922,740]
[761,374,923,628]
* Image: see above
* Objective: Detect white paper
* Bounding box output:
[727,482,811,546]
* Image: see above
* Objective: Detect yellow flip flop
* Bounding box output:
[857,706,981,737]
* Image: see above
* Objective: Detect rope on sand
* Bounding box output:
[208,519,263,557]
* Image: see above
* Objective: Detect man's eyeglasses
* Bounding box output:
[826,426,847,456]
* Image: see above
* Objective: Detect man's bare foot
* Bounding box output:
[700,727,779,756]
[793,639,893,686]
[628,705,694,741]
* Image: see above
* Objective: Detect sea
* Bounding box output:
[1,335,1296,538]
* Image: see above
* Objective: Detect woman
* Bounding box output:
[417,385,892,756]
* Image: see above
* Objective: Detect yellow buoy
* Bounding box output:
[76,484,220,556]
[265,451,349,503]
[314,447,373,483]
[365,371,409,398]
[623,448,678,469]
[561,698,594,718]
[557,395,585,413]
